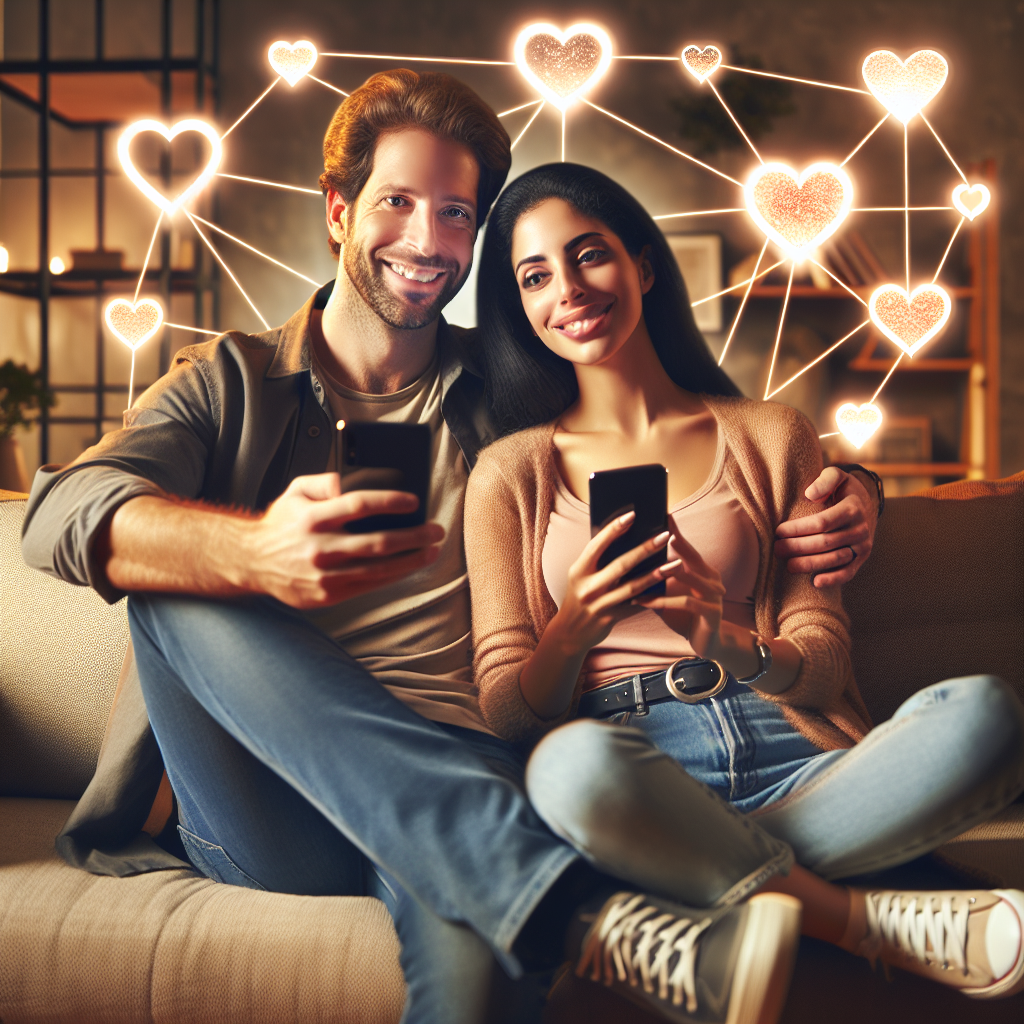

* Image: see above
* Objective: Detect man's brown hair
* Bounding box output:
[319,69,512,257]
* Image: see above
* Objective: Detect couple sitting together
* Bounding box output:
[23,68,1024,1024]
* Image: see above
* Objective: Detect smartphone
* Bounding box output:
[589,464,668,597]
[338,421,431,534]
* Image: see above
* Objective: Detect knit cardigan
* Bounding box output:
[464,394,874,750]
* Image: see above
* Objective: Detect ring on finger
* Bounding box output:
[843,544,857,565]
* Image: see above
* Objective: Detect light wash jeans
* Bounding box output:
[526,674,1024,884]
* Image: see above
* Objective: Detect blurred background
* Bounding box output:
[1,0,1021,495]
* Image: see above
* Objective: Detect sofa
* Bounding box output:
[1,475,1022,1024]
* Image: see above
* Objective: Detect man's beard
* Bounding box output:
[343,242,466,330]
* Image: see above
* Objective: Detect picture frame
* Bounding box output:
[665,233,723,333]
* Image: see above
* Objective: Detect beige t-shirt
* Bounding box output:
[305,347,494,735]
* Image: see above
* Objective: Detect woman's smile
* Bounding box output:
[550,301,615,341]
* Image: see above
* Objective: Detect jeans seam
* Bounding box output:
[177,825,267,890]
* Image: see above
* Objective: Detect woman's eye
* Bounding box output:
[522,271,545,288]
[578,248,606,265]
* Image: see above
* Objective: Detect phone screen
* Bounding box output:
[589,464,668,597]
[339,421,431,534]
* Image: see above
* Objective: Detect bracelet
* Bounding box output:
[834,462,885,518]
[736,637,773,684]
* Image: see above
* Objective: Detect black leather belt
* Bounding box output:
[577,657,727,719]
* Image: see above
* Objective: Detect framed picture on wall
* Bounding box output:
[665,233,723,333]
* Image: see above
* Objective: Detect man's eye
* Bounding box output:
[443,207,469,219]
[385,196,407,207]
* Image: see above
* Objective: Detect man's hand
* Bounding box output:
[247,473,444,608]
[774,466,876,588]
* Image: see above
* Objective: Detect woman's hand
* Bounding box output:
[549,512,680,654]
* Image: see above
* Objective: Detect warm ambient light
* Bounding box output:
[951,183,990,221]
[118,119,223,216]
[861,49,947,124]
[835,402,883,448]
[268,40,318,85]
[868,283,952,358]
[49,256,66,274]
[744,162,854,257]
[513,23,613,110]
[0,245,8,273]
[336,420,346,431]
[104,298,165,351]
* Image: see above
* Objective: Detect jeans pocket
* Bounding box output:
[177,825,267,890]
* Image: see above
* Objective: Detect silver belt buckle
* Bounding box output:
[664,658,727,704]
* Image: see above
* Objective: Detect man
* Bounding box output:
[22,70,879,1023]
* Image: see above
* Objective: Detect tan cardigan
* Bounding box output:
[464,394,873,749]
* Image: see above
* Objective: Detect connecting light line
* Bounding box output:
[581,98,743,186]
[765,320,870,399]
[134,210,164,304]
[819,431,840,438]
[186,211,270,330]
[708,79,762,163]
[189,212,320,286]
[920,113,969,185]
[497,99,542,118]
[808,256,869,307]
[853,206,951,212]
[615,55,679,61]
[933,217,965,283]
[693,258,786,307]
[510,101,544,151]
[720,64,869,94]
[654,208,745,220]
[222,78,280,140]
[308,74,349,97]
[217,173,321,195]
[763,262,796,400]
[718,238,769,367]
[321,52,513,65]
[871,353,904,402]
[840,114,889,167]
[561,109,566,162]
[904,124,910,293]
[165,322,221,336]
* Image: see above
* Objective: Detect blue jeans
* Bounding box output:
[526,674,1024,885]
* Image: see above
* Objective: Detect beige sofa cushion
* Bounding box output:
[0,798,405,1024]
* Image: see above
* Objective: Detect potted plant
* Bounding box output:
[0,360,54,492]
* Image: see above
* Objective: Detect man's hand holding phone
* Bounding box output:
[248,472,443,609]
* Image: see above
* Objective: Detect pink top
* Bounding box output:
[541,431,761,691]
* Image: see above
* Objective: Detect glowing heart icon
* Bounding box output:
[104,299,164,351]
[861,50,947,124]
[869,284,951,358]
[513,23,613,111]
[681,45,722,83]
[118,119,222,216]
[835,403,883,449]
[951,183,990,221]
[745,163,853,256]
[268,40,318,86]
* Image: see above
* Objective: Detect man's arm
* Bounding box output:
[773,465,881,588]
[102,473,443,609]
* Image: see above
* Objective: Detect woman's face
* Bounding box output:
[510,198,653,368]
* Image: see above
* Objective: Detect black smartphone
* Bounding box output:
[338,421,431,534]
[589,464,668,597]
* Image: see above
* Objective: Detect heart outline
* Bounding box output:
[951,183,990,221]
[118,119,223,216]
[835,402,883,449]
[513,23,613,111]
[268,40,318,86]
[104,298,165,351]
[744,162,854,256]
[861,49,948,124]
[681,45,722,83]
[869,283,952,358]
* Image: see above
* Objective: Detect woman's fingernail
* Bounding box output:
[660,558,682,573]
[619,511,636,524]
[654,530,671,544]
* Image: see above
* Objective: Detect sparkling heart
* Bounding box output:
[268,40,318,86]
[952,183,990,221]
[861,50,947,124]
[835,403,883,449]
[681,45,722,83]
[869,284,951,358]
[104,298,164,351]
[118,118,222,216]
[745,162,853,256]
[513,23,613,111]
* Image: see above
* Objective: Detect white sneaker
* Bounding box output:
[853,888,1024,999]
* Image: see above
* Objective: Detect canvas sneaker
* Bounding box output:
[574,890,802,1024]
[852,888,1024,999]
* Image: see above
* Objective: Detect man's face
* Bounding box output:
[332,129,480,330]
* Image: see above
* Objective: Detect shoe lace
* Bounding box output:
[578,893,713,1012]
[862,892,972,975]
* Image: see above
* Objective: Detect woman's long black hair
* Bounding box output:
[476,162,741,437]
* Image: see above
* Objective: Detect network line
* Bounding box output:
[920,113,969,185]
[707,78,762,163]
[763,262,797,400]
[321,51,512,65]
[134,210,163,304]
[308,74,349,97]
[653,209,745,220]
[222,78,280,140]
[871,354,904,402]
[718,239,769,367]
[189,213,321,286]
[840,114,889,167]
[497,99,542,118]
[217,173,321,195]
[765,321,870,400]
[933,217,965,283]
[720,64,869,94]
[510,101,545,151]
[166,322,222,336]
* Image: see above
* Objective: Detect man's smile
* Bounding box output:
[383,260,447,285]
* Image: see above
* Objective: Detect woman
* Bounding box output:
[465,162,1024,1001]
